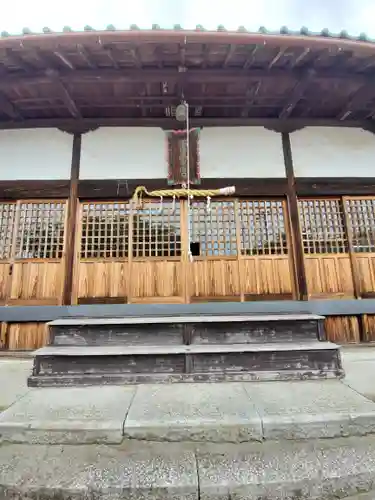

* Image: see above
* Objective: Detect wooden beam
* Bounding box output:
[62,133,81,305]
[0,117,369,131]
[78,178,288,199]
[295,177,375,196]
[0,67,369,88]
[282,132,308,300]
[0,180,70,200]
[4,177,375,201]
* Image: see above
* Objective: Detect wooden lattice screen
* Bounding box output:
[298,199,348,254]
[15,202,66,259]
[132,201,181,258]
[80,202,130,259]
[190,200,237,256]
[239,200,288,256]
[0,202,16,260]
[345,198,375,253]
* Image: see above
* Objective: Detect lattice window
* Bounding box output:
[15,202,66,259]
[80,202,130,259]
[298,199,348,254]
[0,202,16,260]
[132,200,181,258]
[345,198,375,252]
[190,200,237,257]
[239,200,288,256]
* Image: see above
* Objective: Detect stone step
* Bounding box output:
[1,437,375,499]
[2,381,375,445]
[29,341,343,387]
[49,313,325,346]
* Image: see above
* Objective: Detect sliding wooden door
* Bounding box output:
[298,198,354,299]
[73,199,186,304]
[7,200,67,305]
[187,198,294,302]
[0,202,16,305]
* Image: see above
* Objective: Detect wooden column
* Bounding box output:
[342,196,361,299]
[62,133,81,305]
[281,132,308,301]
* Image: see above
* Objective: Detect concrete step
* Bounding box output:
[28,341,342,387]
[1,437,375,499]
[49,313,325,346]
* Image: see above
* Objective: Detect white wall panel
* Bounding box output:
[80,127,166,179]
[0,129,73,180]
[199,127,285,178]
[291,127,375,177]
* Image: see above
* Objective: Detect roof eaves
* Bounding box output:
[0,25,373,44]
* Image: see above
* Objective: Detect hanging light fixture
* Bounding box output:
[175,102,188,122]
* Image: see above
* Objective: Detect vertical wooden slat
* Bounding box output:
[180,200,189,303]
[62,133,81,305]
[234,199,245,301]
[282,132,308,300]
[342,196,361,299]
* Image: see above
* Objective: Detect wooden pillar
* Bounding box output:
[342,196,361,300]
[281,132,308,301]
[62,133,81,305]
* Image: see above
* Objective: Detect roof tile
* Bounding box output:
[0,25,373,44]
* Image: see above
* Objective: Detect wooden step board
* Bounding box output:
[48,314,326,346]
[28,341,343,387]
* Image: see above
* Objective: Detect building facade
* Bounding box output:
[1,26,375,348]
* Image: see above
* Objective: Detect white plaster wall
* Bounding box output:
[199,127,285,178]
[80,128,166,179]
[291,127,375,177]
[0,129,73,180]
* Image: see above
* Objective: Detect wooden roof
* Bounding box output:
[1,27,375,132]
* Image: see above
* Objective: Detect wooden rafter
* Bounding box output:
[223,45,236,68]
[128,46,142,68]
[46,69,81,119]
[179,44,186,68]
[279,69,315,120]
[5,49,34,73]
[0,92,23,120]
[53,51,75,70]
[104,47,119,69]
[292,48,310,68]
[337,85,370,121]
[243,45,259,70]
[268,47,287,70]
[77,45,96,69]
[241,83,261,117]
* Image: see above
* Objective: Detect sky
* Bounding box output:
[1,0,375,36]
